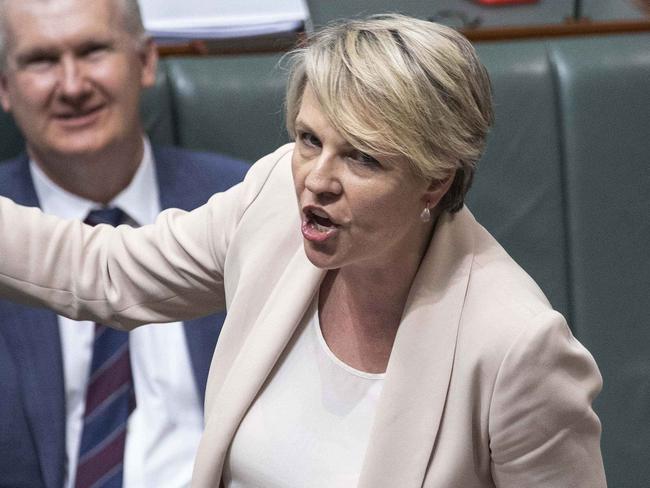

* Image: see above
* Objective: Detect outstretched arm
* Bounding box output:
[0,188,239,329]
[0,144,293,330]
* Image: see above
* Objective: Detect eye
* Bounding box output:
[349,150,381,168]
[20,54,58,71]
[297,130,321,149]
[80,43,111,61]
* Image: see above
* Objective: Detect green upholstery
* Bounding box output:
[305,0,573,28]
[551,34,650,488]
[141,64,176,146]
[1,33,648,486]
[305,0,646,27]
[470,41,569,318]
[164,54,289,162]
[0,108,23,161]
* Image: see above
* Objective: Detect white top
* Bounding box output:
[223,299,384,488]
[30,138,204,488]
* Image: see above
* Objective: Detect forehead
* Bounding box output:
[296,85,319,120]
[4,0,127,52]
[296,86,347,141]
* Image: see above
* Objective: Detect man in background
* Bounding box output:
[0,0,248,486]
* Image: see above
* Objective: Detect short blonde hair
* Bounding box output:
[285,14,493,212]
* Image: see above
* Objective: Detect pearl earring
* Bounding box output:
[420,206,431,223]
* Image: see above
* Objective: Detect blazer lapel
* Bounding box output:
[358,209,475,488]
[1,304,67,488]
[0,154,67,488]
[153,146,187,212]
[153,146,223,406]
[183,313,223,406]
[192,248,325,485]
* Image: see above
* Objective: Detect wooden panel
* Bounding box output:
[155,19,650,56]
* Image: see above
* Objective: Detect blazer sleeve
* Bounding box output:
[0,145,291,330]
[488,310,607,487]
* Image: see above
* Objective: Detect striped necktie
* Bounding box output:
[75,207,136,488]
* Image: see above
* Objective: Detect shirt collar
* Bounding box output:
[30,137,161,225]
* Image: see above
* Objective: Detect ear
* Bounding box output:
[139,38,158,89]
[423,173,454,209]
[0,73,12,113]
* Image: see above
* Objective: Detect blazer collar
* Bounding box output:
[192,208,476,486]
[0,154,67,488]
[153,146,189,212]
[358,208,475,487]
[0,153,39,206]
[193,246,324,484]
[152,146,221,399]
[8,306,66,488]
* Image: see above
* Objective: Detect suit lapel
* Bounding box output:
[153,147,222,402]
[0,155,67,488]
[2,305,67,488]
[358,209,475,488]
[154,146,195,213]
[182,313,224,405]
[192,248,324,485]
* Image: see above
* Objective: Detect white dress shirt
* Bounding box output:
[30,138,204,488]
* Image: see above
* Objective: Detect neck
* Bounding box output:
[317,216,437,373]
[28,136,144,205]
[321,257,420,330]
[326,212,437,321]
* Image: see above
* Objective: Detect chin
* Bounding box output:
[303,242,341,270]
[51,137,111,158]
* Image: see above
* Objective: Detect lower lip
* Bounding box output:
[301,218,338,243]
[54,107,104,129]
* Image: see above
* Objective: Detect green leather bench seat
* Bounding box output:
[0,109,22,162]
[470,41,569,318]
[141,64,176,147]
[165,54,289,162]
[551,34,650,488]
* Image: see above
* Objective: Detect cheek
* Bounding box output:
[112,68,139,92]
[11,76,53,107]
[349,186,422,234]
[291,152,306,194]
[89,59,138,96]
[349,188,394,227]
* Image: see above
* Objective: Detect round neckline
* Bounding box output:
[311,308,386,380]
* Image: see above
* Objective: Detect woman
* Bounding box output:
[0,14,605,487]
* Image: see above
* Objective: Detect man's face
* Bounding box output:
[0,0,157,162]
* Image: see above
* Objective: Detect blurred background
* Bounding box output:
[137,0,650,52]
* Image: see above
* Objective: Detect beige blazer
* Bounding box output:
[0,144,606,487]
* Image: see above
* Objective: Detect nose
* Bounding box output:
[303,154,343,198]
[57,56,90,102]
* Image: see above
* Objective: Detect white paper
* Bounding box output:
[140,0,310,38]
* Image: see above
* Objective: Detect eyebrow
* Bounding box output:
[14,38,114,64]
[75,39,114,53]
[294,118,364,154]
[15,47,59,65]
[294,118,312,131]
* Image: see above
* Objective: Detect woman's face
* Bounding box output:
[292,86,447,272]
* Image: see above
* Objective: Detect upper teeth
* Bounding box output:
[311,208,328,218]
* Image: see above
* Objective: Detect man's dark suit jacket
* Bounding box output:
[0,146,249,488]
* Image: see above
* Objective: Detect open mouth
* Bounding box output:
[307,208,337,231]
[302,207,339,242]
